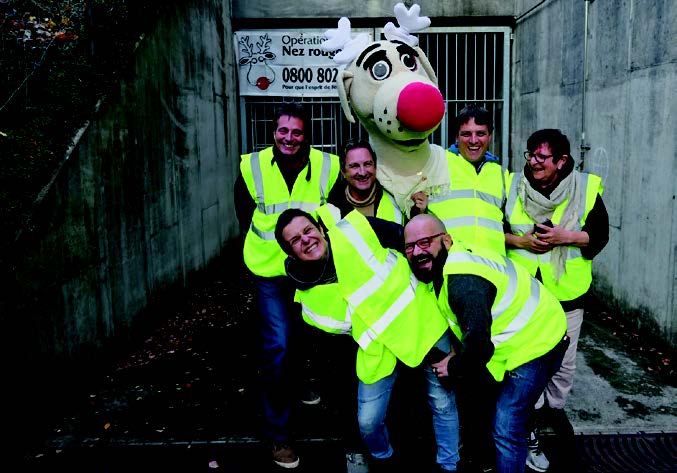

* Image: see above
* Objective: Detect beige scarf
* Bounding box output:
[517,170,581,281]
[345,183,377,208]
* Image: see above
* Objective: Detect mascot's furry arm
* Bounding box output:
[322,3,450,215]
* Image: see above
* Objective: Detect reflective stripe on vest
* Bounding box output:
[331,212,447,373]
[427,152,506,254]
[334,219,408,350]
[442,243,566,381]
[504,171,600,299]
[241,147,339,276]
[299,301,352,334]
[431,188,503,209]
[250,150,334,218]
[444,251,541,344]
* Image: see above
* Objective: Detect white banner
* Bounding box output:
[234,30,370,97]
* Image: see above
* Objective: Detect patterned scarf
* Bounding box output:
[517,169,581,281]
[345,183,377,208]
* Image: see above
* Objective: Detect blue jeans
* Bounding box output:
[254,275,300,443]
[357,333,460,471]
[493,335,569,473]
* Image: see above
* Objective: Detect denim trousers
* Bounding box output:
[357,333,460,471]
[254,275,301,444]
[493,335,569,473]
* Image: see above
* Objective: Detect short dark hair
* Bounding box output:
[340,139,377,169]
[274,101,310,130]
[526,129,571,161]
[275,208,320,255]
[454,104,494,136]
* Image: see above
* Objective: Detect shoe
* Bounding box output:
[272,443,300,469]
[526,429,549,472]
[300,388,321,405]
[346,452,369,472]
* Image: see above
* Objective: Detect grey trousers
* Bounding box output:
[535,307,584,410]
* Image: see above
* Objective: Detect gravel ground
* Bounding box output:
[17,243,677,469]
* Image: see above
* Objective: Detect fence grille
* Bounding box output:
[238,27,511,163]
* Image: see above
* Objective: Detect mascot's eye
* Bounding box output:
[400,53,417,71]
[370,60,391,80]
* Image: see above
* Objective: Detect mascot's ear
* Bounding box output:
[338,70,355,123]
[416,46,438,86]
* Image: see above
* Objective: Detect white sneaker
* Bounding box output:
[526,430,550,472]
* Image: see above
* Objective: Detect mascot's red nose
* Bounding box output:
[397,82,445,132]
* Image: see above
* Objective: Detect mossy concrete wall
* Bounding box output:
[5,0,240,365]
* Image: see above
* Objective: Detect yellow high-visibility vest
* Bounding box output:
[427,151,507,254]
[294,282,398,384]
[439,241,566,382]
[330,211,448,383]
[240,146,339,277]
[504,172,603,301]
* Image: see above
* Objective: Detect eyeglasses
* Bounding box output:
[524,151,554,163]
[404,233,446,254]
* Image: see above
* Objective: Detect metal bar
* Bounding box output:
[502,30,511,170]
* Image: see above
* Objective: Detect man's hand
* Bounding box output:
[411,191,429,213]
[431,345,456,378]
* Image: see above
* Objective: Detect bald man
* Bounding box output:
[403,214,568,473]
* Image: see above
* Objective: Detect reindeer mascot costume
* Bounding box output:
[322,3,449,215]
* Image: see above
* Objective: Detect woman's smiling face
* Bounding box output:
[527,142,565,187]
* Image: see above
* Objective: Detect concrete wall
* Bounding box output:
[232,0,514,20]
[5,0,675,370]
[5,0,240,363]
[511,0,676,344]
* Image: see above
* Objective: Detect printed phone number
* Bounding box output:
[282,67,339,84]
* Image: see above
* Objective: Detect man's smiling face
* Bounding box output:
[282,216,327,262]
[456,118,492,164]
[274,115,305,157]
[404,216,450,284]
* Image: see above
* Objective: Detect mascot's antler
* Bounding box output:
[321,17,370,65]
[383,2,430,46]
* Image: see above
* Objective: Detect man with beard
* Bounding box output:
[404,214,569,473]
[234,102,340,469]
[275,208,460,472]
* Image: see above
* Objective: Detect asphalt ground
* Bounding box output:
[15,243,677,472]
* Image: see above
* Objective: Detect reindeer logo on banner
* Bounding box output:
[239,33,277,90]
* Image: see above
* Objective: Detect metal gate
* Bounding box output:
[238,27,511,164]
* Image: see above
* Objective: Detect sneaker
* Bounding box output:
[346,452,369,473]
[526,430,549,472]
[272,443,300,469]
[300,388,321,405]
